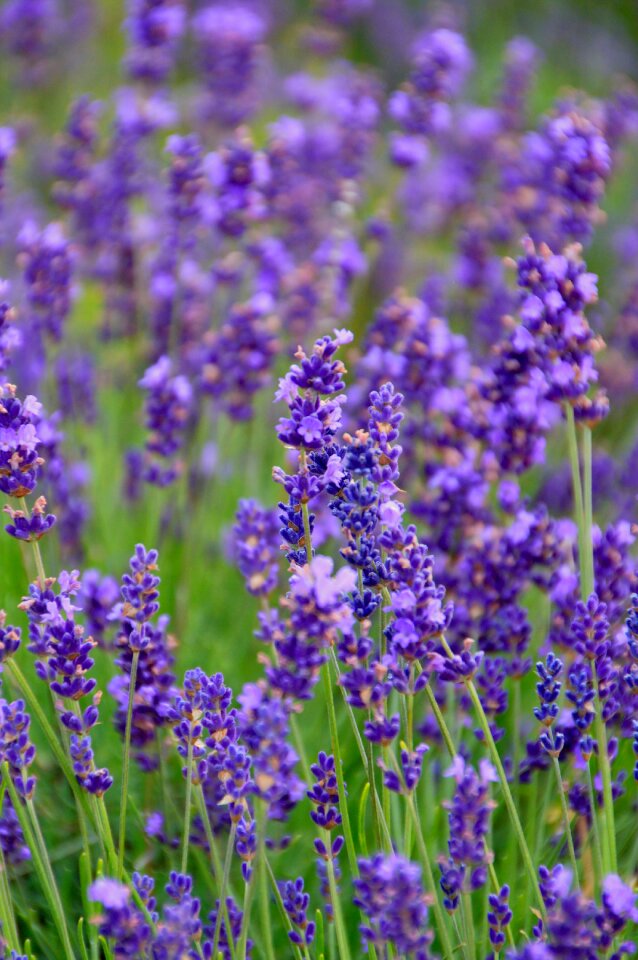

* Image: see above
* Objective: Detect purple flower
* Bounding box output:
[124,0,185,85]
[0,384,43,499]
[237,682,303,820]
[281,877,315,947]
[487,884,512,951]
[18,220,72,342]
[193,4,266,126]
[230,499,280,597]
[0,698,36,799]
[138,356,193,487]
[444,756,496,891]
[354,853,433,958]
[0,612,21,663]
[88,878,151,955]
[4,495,56,542]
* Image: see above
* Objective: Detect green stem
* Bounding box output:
[551,756,579,887]
[19,498,47,589]
[117,649,140,879]
[211,822,238,960]
[564,405,586,589]
[257,813,275,960]
[585,761,604,892]
[324,853,352,960]
[568,415,616,875]
[0,842,19,952]
[405,794,455,960]
[418,667,514,943]
[195,787,237,960]
[330,651,393,851]
[581,425,595,600]
[461,891,475,960]
[591,661,617,873]
[321,658,358,878]
[237,868,256,960]
[2,768,74,960]
[263,858,305,960]
[456,666,547,925]
[181,738,195,875]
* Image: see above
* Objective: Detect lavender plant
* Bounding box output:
[0,3,638,959]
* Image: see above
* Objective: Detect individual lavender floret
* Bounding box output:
[390,28,472,139]
[380,743,428,795]
[201,296,279,422]
[534,652,565,757]
[265,556,356,700]
[115,544,161,652]
[4,495,56,542]
[0,698,36,800]
[511,237,608,425]
[487,884,512,953]
[88,878,152,956]
[444,755,496,891]
[204,135,269,239]
[1,0,60,86]
[535,867,638,956]
[69,735,113,796]
[0,613,21,664]
[138,356,193,487]
[520,102,611,244]
[124,0,185,86]
[109,546,176,769]
[18,220,72,342]
[237,682,304,820]
[193,4,266,126]
[281,877,315,947]
[78,569,120,646]
[203,897,249,959]
[24,569,114,795]
[231,499,280,597]
[0,793,30,865]
[0,385,43,499]
[307,751,341,831]
[354,853,433,958]
[0,283,21,377]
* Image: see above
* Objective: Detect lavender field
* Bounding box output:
[1,0,638,957]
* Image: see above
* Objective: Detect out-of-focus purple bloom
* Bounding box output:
[230,499,279,597]
[193,4,266,126]
[0,384,43,499]
[390,28,472,139]
[139,355,193,486]
[78,570,119,647]
[124,0,186,86]
[354,853,433,958]
[498,37,540,131]
[2,0,60,86]
[18,220,73,342]
[201,296,279,421]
